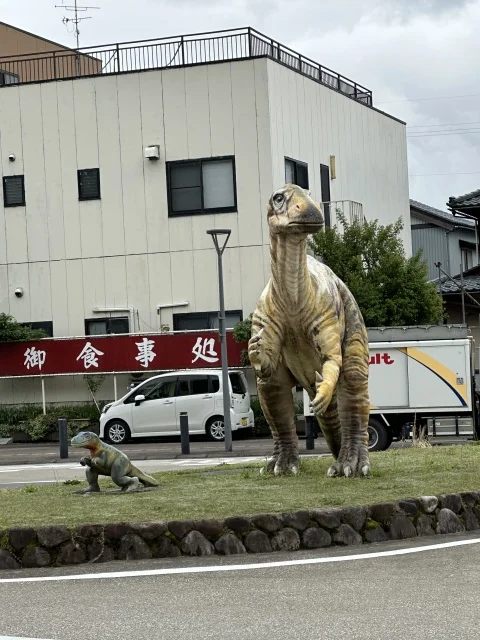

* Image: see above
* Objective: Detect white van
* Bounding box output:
[99,369,254,444]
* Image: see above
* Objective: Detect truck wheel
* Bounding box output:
[368,419,389,451]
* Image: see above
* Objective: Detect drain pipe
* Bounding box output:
[91,306,136,333]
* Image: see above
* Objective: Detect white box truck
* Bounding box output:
[303,325,479,451]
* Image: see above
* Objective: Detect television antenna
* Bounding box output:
[55,0,100,49]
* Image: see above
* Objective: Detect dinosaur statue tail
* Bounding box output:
[131,465,159,487]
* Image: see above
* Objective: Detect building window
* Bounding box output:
[85,317,129,336]
[462,249,473,271]
[78,168,101,200]
[167,157,237,216]
[285,158,309,189]
[0,70,19,86]
[21,321,53,337]
[173,310,243,331]
[2,175,25,207]
[320,164,331,227]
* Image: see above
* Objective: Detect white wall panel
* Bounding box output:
[65,260,85,336]
[117,74,148,256]
[104,256,128,308]
[28,262,52,323]
[50,260,69,337]
[139,72,169,255]
[208,63,234,157]
[162,68,188,161]
[231,61,262,248]
[185,65,211,159]
[57,81,81,260]
[192,248,218,312]
[125,254,152,332]
[95,75,126,258]
[7,263,29,322]
[73,79,103,259]
[147,252,173,331]
[41,83,66,262]
[19,84,49,264]
[82,258,106,319]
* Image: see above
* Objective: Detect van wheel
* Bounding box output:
[206,417,225,441]
[368,419,389,452]
[105,420,131,445]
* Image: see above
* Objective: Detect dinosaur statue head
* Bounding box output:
[268,184,324,235]
[70,431,101,450]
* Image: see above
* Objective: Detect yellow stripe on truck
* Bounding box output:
[405,346,468,405]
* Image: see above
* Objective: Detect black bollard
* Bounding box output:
[59,418,68,459]
[180,412,190,455]
[305,416,315,451]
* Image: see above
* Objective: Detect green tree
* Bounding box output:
[308,213,443,327]
[0,314,48,342]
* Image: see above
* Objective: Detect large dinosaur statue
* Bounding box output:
[248,184,370,478]
[70,431,159,492]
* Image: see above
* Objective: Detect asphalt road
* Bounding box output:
[0,435,467,467]
[0,533,479,639]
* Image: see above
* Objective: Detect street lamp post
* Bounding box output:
[207,228,233,452]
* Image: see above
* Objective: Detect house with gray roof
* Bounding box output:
[410,199,477,281]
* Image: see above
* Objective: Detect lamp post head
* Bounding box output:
[206,228,231,255]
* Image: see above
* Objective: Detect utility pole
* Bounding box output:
[55,0,100,49]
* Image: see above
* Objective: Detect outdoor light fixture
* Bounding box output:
[207,228,233,452]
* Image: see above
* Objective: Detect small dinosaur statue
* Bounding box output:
[249,184,370,478]
[70,431,159,493]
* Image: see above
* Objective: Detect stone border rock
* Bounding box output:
[1,490,479,570]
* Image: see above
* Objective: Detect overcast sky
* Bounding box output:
[1,0,479,213]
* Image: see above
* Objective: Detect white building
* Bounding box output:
[0,27,411,405]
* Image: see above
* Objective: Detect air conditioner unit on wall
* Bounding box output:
[144,145,160,160]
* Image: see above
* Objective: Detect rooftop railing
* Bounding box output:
[0,27,372,106]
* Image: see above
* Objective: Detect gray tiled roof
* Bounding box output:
[437,274,480,294]
[410,199,475,228]
[448,189,480,209]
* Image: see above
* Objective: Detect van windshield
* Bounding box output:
[229,372,246,395]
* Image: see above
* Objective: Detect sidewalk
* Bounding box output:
[0,436,330,466]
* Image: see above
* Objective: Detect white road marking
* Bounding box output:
[0,637,53,640]
[1,537,479,584]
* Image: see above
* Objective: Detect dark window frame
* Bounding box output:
[84,316,129,336]
[0,70,19,86]
[320,163,331,227]
[78,168,101,201]
[3,175,25,207]
[20,321,53,337]
[172,309,243,331]
[166,156,237,217]
[284,157,309,189]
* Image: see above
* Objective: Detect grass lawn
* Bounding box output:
[2,445,480,528]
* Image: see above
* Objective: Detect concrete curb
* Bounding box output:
[1,489,479,570]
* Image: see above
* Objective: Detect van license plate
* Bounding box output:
[242,418,247,426]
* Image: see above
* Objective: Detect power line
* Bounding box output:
[377,93,480,104]
[409,171,480,177]
[407,120,480,129]
[407,129,480,138]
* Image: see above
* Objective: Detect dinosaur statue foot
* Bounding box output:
[327,453,371,478]
[120,478,141,493]
[78,485,101,494]
[260,451,299,476]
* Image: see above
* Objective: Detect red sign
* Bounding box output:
[369,352,395,365]
[0,331,246,378]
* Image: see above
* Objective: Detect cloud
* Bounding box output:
[1,0,479,211]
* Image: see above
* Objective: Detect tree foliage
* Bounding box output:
[0,313,47,342]
[308,213,443,327]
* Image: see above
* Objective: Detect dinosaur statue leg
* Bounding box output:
[257,364,298,475]
[110,458,141,492]
[328,346,370,478]
[314,391,342,460]
[79,467,101,493]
